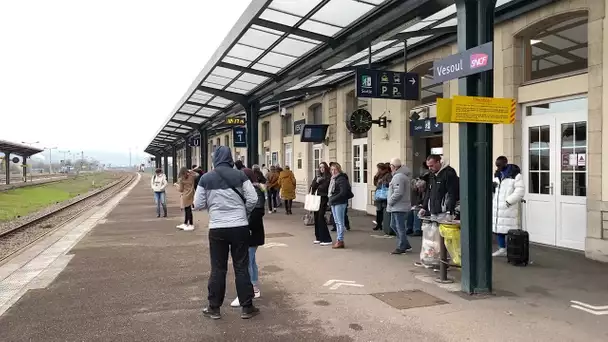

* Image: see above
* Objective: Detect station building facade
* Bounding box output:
[174,0,607,262]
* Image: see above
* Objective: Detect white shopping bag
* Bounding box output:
[304,192,321,211]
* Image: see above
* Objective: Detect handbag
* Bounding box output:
[374,185,388,201]
[303,211,315,226]
[304,191,321,211]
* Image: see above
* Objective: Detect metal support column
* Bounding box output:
[163,154,169,178]
[199,129,209,172]
[155,156,161,169]
[246,101,260,167]
[185,142,192,169]
[172,146,178,183]
[22,157,27,182]
[456,0,496,294]
[4,152,10,185]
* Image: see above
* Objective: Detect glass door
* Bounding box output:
[351,138,368,211]
[523,103,587,250]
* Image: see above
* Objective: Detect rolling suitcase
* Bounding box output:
[507,229,529,266]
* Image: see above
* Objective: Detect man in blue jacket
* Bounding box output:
[194,146,259,320]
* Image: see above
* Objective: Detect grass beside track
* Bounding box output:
[0,172,119,222]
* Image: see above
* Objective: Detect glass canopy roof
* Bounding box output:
[147,0,519,153]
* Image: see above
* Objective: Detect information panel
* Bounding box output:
[233,127,247,148]
[356,68,420,100]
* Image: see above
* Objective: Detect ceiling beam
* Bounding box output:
[197,86,248,105]
[535,42,586,63]
[169,119,201,129]
[251,18,333,43]
[391,26,457,40]
[216,62,276,79]
[184,101,224,111]
[271,84,334,101]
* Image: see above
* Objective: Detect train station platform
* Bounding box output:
[0,173,606,341]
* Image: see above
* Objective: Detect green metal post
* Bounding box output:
[172,146,178,184]
[455,0,497,294]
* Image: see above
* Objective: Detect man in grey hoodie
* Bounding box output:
[194,146,260,320]
[387,157,413,254]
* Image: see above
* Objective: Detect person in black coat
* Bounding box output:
[328,162,353,249]
[310,162,332,245]
[230,166,266,307]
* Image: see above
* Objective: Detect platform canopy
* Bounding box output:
[0,140,43,158]
[145,0,548,154]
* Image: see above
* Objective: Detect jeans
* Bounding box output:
[153,191,167,216]
[331,203,347,241]
[496,233,506,248]
[267,188,278,211]
[406,209,422,233]
[248,247,258,286]
[390,211,412,251]
[183,206,193,225]
[207,226,254,309]
[314,196,332,243]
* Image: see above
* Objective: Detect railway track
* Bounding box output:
[0,173,138,263]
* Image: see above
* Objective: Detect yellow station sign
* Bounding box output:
[437,96,516,124]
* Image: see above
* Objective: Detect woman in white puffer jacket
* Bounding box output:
[492,156,525,257]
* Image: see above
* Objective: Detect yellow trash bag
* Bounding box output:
[439,224,461,266]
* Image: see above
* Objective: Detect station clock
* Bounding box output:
[346,109,373,134]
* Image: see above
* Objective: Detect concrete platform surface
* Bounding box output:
[1,173,607,342]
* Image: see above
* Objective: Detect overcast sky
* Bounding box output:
[0,0,252,164]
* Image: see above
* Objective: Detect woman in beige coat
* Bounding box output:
[176,167,196,231]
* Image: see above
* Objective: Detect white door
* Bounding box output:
[522,107,587,250]
[351,138,368,211]
[265,151,271,167]
[284,143,292,168]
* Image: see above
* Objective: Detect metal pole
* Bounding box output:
[4,153,9,185]
[368,44,372,67]
[456,0,497,295]
[403,40,408,71]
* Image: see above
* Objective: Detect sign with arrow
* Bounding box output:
[356,68,420,100]
[410,117,443,136]
[323,279,364,290]
[570,300,608,315]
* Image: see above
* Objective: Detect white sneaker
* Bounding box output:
[372,220,377,225]
[268,210,273,214]
[313,240,321,244]
[492,248,507,257]
[254,288,261,299]
[176,224,186,230]
[320,242,332,246]
[272,208,277,213]
[182,225,195,231]
[230,297,240,307]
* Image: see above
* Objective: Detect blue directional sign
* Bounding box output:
[410,117,443,136]
[233,127,247,148]
[356,68,420,100]
[189,137,200,147]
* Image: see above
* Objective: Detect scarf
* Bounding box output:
[328,173,338,195]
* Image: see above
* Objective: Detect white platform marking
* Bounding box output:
[570,300,608,316]
[323,279,364,290]
[263,242,288,248]
[0,173,140,317]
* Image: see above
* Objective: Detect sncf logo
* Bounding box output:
[470,53,488,69]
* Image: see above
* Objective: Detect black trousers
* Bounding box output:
[314,196,332,243]
[267,188,278,211]
[284,199,293,212]
[208,226,254,309]
[184,206,193,225]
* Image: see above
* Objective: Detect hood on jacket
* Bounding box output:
[213,146,234,168]
[393,165,412,178]
[436,160,451,175]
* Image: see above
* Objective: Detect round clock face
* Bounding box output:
[347,109,373,134]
